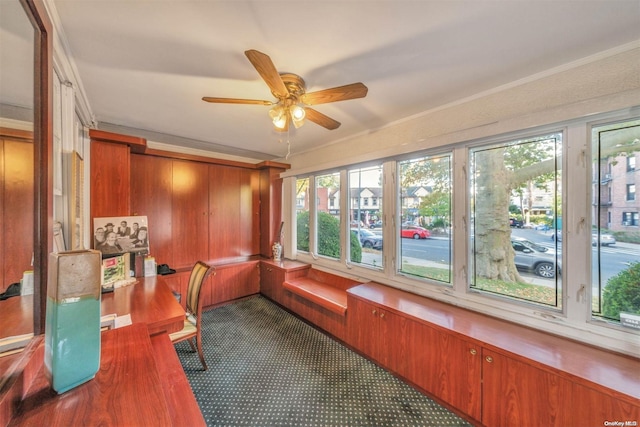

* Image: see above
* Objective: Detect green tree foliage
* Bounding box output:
[602,262,640,320]
[297,211,361,262]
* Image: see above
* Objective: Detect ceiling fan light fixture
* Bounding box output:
[290,104,305,121]
[269,104,287,129]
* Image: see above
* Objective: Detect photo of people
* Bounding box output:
[93,216,150,255]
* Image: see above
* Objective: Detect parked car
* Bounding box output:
[351,228,383,249]
[369,220,382,229]
[552,232,616,246]
[592,233,616,246]
[509,218,523,228]
[401,225,431,239]
[511,237,560,278]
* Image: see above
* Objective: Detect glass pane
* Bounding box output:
[591,119,640,325]
[470,134,562,307]
[349,165,383,269]
[398,154,452,283]
[316,172,341,260]
[295,177,309,253]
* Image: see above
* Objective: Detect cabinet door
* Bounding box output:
[130,155,173,264]
[209,166,260,260]
[171,160,209,269]
[259,263,285,303]
[482,350,565,427]
[90,140,130,219]
[1,138,34,291]
[348,297,379,361]
[209,261,260,307]
[566,380,640,427]
[416,328,482,421]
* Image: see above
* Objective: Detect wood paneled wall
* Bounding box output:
[0,129,34,293]
[90,129,288,268]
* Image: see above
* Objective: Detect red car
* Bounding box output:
[401,225,431,239]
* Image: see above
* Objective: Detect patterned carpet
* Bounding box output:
[175,296,471,427]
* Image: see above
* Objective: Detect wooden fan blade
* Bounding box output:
[245,49,289,98]
[305,108,341,130]
[300,82,368,105]
[202,97,273,105]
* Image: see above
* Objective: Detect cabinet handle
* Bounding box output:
[380,312,385,318]
[372,309,377,316]
[470,348,477,355]
[485,356,493,363]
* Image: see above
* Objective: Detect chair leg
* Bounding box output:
[196,336,207,371]
[188,338,196,352]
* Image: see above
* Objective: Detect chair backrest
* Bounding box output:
[185,261,214,316]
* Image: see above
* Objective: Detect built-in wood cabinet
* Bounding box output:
[90,131,142,221]
[171,159,209,269]
[0,130,34,292]
[347,282,640,427]
[130,154,173,263]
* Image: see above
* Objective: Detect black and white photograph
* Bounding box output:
[93,215,149,255]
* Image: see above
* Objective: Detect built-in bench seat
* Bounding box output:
[282,268,363,316]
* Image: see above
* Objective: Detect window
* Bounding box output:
[470,133,562,307]
[295,178,310,253]
[627,184,636,201]
[622,212,639,226]
[316,172,341,260]
[628,155,636,172]
[592,120,640,323]
[287,112,639,354]
[349,166,383,269]
[398,154,452,283]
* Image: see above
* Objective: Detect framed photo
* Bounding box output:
[93,215,149,256]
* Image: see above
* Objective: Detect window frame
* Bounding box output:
[285,109,640,357]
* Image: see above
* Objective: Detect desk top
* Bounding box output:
[9,323,205,426]
[0,276,184,339]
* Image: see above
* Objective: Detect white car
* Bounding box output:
[592,233,616,246]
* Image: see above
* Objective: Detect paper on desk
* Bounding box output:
[114,314,132,329]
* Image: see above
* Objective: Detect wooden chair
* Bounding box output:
[169,261,215,370]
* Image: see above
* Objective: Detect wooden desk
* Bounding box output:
[0,276,184,339]
[8,323,205,426]
[101,276,185,335]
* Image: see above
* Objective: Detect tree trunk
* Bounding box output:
[474,148,524,282]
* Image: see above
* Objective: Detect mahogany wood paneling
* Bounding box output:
[90,140,130,220]
[208,260,260,308]
[567,380,640,427]
[130,154,173,263]
[482,349,565,427]
[208,166,259,261]
[259,166,285,258]
[347,282,640,426]
[171,159,208,269]
[1,137,34,292]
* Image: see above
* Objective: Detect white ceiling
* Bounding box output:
[49,0,640,162]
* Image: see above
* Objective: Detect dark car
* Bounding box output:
[509,218,523,228]
[351,228,383,249]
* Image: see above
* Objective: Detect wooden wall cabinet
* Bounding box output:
[347,283,639,427]
[171,159,209,269]
[0,130,34,292]
[203,260,260,308]
[130,154,173,263]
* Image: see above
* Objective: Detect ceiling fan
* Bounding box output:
[202,49,368,132]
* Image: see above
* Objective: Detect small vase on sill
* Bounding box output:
[272,242,282,262]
